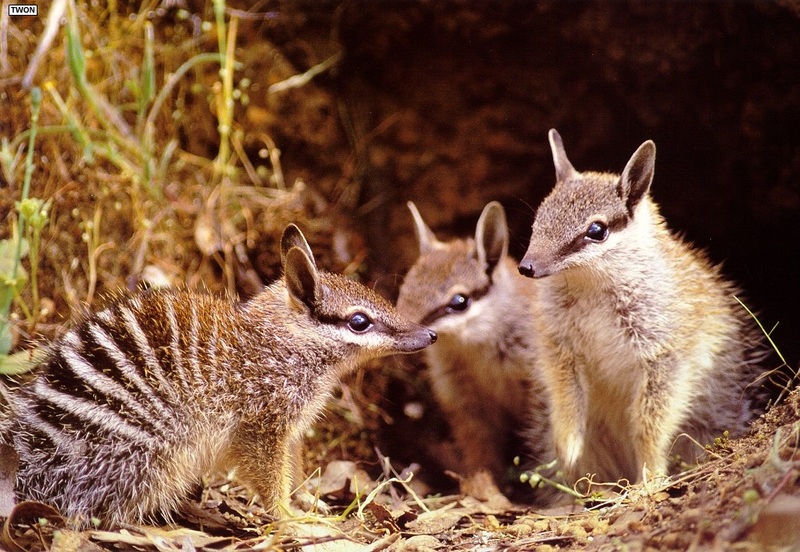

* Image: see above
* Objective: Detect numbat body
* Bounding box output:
[397,201,552,506]
[518,130,765,484]
[0,225,436,527]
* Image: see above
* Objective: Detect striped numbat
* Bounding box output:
[0,224,436,527]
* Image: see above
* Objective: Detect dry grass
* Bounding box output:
[1,0,357,353]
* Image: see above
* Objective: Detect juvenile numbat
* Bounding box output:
[518,130,765,485]
[397,201,552,507]
[0,224,436,527]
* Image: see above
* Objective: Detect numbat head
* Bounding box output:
[518,129,765,485]
[0,224,436,527]
[397,202,552,507]
[518,129,657,279]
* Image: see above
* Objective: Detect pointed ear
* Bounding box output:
[549,129,578,182]
[281,224,316,268]
[618,140,656,214]
[284,246,319,311]
[407,201,439,254]
[475,201,508,274]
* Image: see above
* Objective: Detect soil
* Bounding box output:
[1,1,799,550]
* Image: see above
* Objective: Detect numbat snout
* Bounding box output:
[518,129,766,484]
[0,224,436,527]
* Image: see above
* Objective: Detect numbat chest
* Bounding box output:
[0,224,436,527]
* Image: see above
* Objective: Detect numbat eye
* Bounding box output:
[585,221,609,242]
[446,293,471,313]
[347,312,372,333]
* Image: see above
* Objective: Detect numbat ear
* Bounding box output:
[407,201,440,255]
[618,140,656,215]
[281,224,316,268]
[548,128,578,183]
[474,201,508,275]
[281,224,319,311]
[284,246,319,312]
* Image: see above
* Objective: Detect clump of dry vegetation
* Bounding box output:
[1,2,799,551]
[1,0,361,356]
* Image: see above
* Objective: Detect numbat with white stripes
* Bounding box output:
[0,224,436,527]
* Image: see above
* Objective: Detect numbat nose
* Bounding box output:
[518,259,535,278]
[428,329,438,344]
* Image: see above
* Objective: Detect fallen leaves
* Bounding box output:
[90,526,239,551]
[1,501,63,552]
[2,387,800,550]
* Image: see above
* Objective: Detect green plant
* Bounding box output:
[0,89,51,375]
[0,87,45,365]
[519,458,585,500]
[0,229,29,356]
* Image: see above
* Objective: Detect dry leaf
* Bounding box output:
[194,211,223,257]
[364,502,417,534]
[318,460,358,496]
[389,534,442,552]
[51,529,105,551]
[1,500,64,552]
[292,522,371,552]
[404,508,464,535]
[91,525,233,549]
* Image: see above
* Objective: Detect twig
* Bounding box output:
[268,53,342,94]
[21,0,67,88]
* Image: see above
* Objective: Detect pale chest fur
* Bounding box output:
[536,238,731,438]
[538,276,652,392]
[426,333,532,411]
[537,217,683,379]
[425,276,536,415]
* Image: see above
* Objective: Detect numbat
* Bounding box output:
[397,201,552,507]
[518,130,765,485]
[0,224,436,527]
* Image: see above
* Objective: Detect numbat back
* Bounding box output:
[397,201,552,507]
[518,130,765,484]
[0,224,436,527]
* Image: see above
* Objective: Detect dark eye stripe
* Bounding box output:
[554,214,630,259]
[420,285,490,326]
